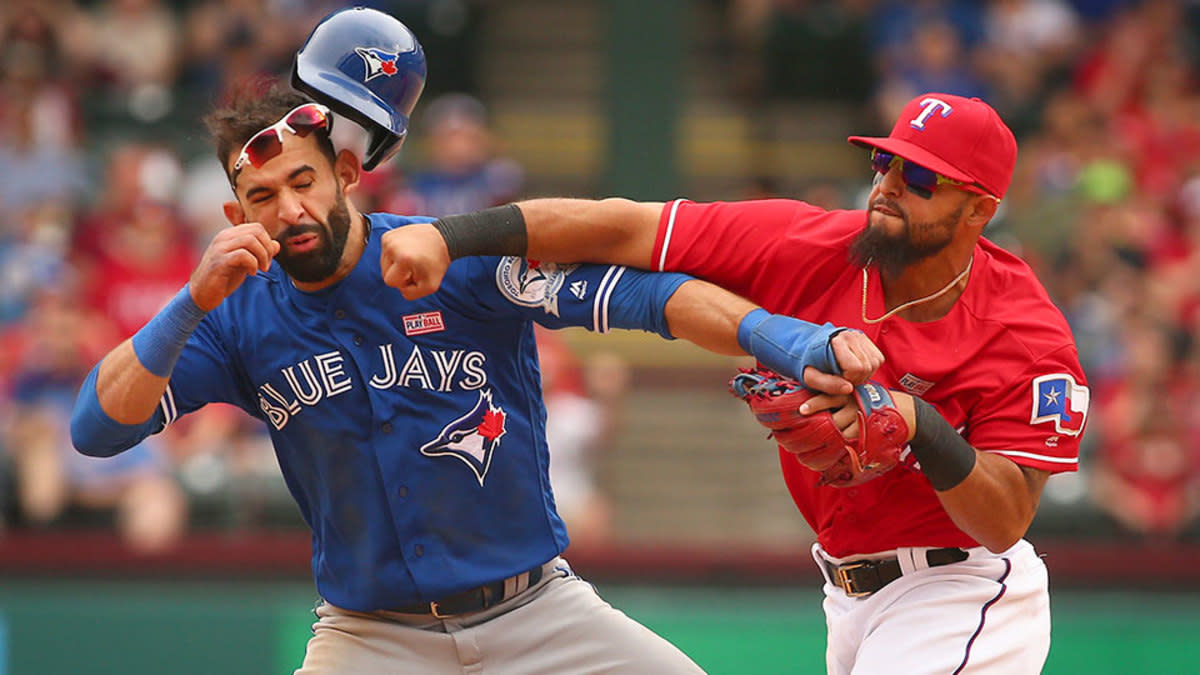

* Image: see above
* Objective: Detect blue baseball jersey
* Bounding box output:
[109,213,688,612]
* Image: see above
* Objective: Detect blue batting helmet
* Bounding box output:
[292,6,427,170]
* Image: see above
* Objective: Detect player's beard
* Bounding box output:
[849,200,965,277]
[275,192,353,283]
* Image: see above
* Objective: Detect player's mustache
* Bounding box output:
[274,223,325,243]
[870,198,904,218]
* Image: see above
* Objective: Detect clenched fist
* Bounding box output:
[380,223,452,299]
[190,223,280,311]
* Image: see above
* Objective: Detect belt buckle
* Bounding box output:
[429,601,452,619]
[832,560,874,598]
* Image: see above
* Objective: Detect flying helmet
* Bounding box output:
[292,6,427,170]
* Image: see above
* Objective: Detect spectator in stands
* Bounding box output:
[1149,175,1200,334]
[753,0,875,106]
[975,0,1084,136]
[1090,318,1200,539]
[2,286,186,553]
[0,6,88,220]
[1070,1,1185,118]
[0,202,72,328]
[71,144,196,339]
[0,5,84,153]
[177,0,328,111]
[71,0,181,123]
[535,327,630,548]
[872,18,990,129]
[408,93,525,217]
[869,0,986,83]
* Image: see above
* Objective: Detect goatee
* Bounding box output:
[275,193,354,283]
[848,202,963,277]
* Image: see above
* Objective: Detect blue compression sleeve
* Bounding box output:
[737,308,844,381]
[70,365,160,457]
[130,285,208,377]
[605,270,690,339]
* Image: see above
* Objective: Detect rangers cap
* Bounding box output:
[848,93,1017,199]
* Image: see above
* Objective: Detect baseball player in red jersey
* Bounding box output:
[378,92,1088,673]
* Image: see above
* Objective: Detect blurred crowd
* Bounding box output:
[1,0,1199,551]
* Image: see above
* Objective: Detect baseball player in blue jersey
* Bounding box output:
[70,8,884,673]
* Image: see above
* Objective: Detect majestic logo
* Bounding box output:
[1030,374,1089,436]
[569,280,588,300]
[355,47,401,82]
[403,311,445,336]
[910,97,953,130]
[420,389,508,484]
[496,257,578,317]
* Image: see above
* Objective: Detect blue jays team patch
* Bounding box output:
[420,390,507,485]
[1029,374,1089,436]
[495,257,578,317]
[403,311,445,336]
[355,46,401,82]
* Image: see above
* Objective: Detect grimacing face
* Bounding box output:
[230,132,353,283]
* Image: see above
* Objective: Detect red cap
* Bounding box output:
[848,93,1017,199]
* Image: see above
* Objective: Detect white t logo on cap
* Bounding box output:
[910,98,953,130]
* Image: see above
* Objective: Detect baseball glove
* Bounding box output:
[729,368,909,488]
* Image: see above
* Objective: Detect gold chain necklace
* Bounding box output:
[861,258,973,324]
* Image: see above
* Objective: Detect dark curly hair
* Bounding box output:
[203,79,336,180]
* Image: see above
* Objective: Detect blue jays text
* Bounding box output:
[72,213,700,612]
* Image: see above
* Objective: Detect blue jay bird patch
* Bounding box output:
[495,257,578,317]
[1029,374,1089,436]
[355,47,401,81]
[421,390,508,484]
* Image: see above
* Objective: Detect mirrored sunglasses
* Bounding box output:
[231,103,331,184]
[870,149,984,200]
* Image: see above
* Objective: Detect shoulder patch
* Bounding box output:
[495,257,578,317]
[1029,373,1089,436]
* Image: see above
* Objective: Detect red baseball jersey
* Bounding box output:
[653,199,1089,556]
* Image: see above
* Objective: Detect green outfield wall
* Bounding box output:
[0,581,1197,674]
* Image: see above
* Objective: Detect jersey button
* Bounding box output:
[414,545,424,557]
[334,309,347,319]
[397,486,408,498]
[353,335,364,346]
[381,423,394,433]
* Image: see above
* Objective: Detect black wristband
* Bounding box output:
[432,204,528,260]
[909,398,977,491]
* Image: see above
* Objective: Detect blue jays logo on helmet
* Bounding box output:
[292,6,427,170]
[355,47,402,82]
[421,390,508,485]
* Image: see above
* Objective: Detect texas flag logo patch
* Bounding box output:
[1030,374,1089,436]
[355,47,401,82]
[421,390,508,485]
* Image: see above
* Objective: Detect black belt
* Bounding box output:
[824,547,969,598]
[392,564,545,618]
